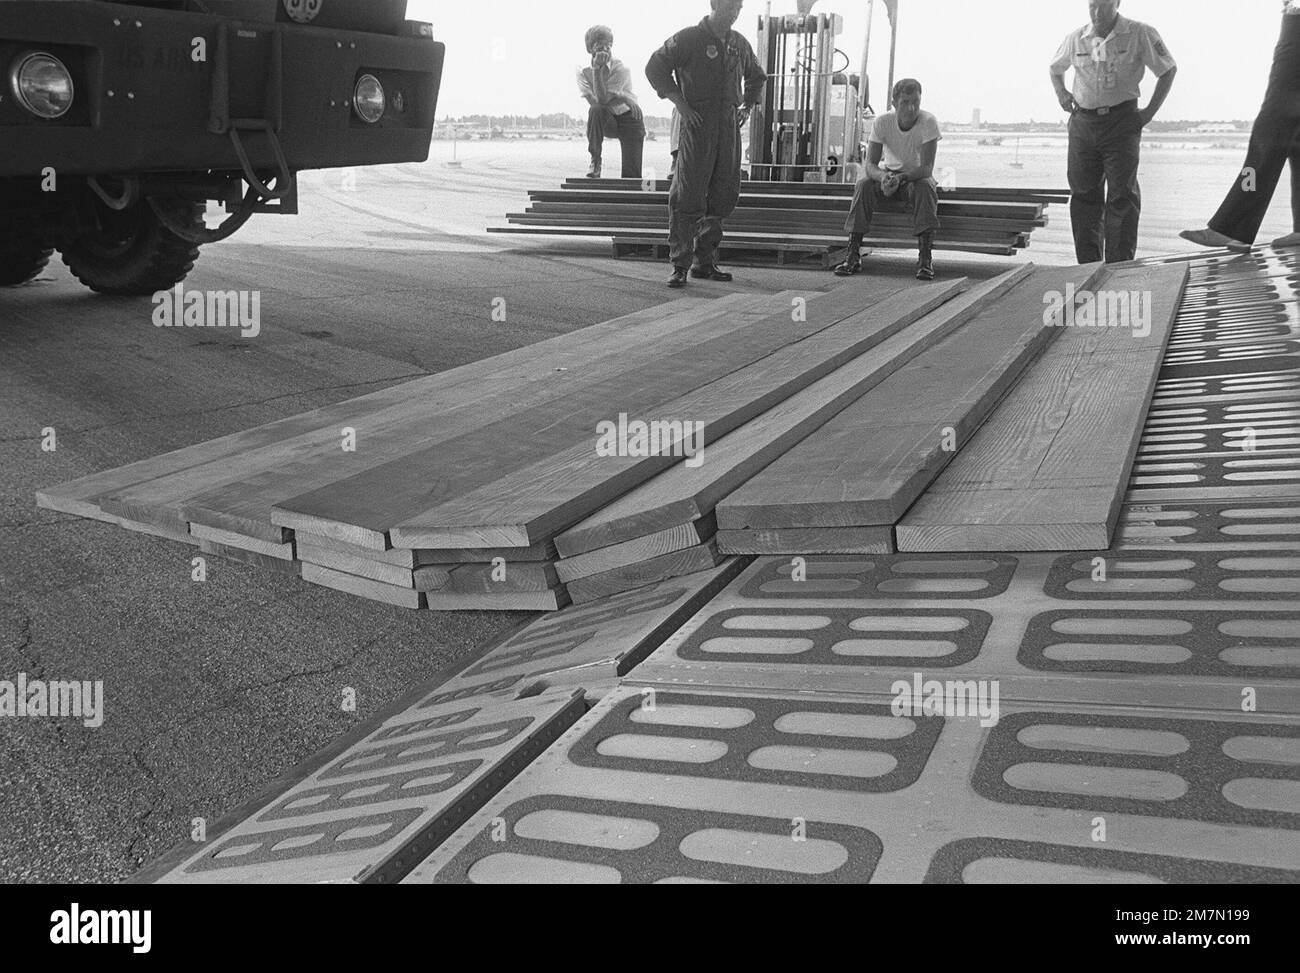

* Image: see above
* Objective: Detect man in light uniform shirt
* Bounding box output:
[1050,1,1177,263]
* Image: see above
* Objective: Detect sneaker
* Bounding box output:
[587,160,602,179]
[690,264,734,282]
[833,258,862,277]
[1180,228,1251,252]
[668,267,689,289]
[916,259,935,281]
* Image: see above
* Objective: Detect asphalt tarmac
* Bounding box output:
[0,162,1013,882]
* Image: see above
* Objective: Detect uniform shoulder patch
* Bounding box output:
[1155,40,1169,56]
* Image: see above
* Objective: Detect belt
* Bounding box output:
[1075,100,1138,116]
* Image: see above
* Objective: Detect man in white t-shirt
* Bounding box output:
[834,78,942,281]
[578,25,645,178]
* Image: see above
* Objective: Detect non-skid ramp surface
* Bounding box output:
[715,263,1105,544]
[628,550,1300,713]
[139,562,742,884]
[404,686,1299,884]
[896,262,1190,552]
[153,689,586,885]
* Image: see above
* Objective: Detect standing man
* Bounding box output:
[1182,1,1300,251]
[579,26,645,179]
[647,0,767,289]
[832,78,942,281]
[1050,1,1177,263]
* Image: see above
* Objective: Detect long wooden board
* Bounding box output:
[300,562,424,610]
[565,543,729,606]
[556,266,1034,558]
[555,515,718,584]
[174,293,792,545]
[423,591,570,613]
[272,282,924,551]
[716,527,894,555]
[388,281,972,550]
[716,263,1107,532]
[896,262,1190,552]
[36,297,724,525]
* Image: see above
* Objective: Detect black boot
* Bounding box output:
[834,233,865,276]
[668,267,689,289]
[917,231,935,281]
[691,264,733,282]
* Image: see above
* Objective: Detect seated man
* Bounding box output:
[578,25,645,179]
[833,78,942,281]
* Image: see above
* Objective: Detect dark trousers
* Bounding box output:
[1068,103,1143,263]
[586,104,646,178]
[1210,14,1300,243]
[669,105,741,269]
[844,177,941,238]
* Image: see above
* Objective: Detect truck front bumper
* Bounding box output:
[0,1,445,178]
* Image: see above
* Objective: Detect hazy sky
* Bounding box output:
[410,0,1286,122]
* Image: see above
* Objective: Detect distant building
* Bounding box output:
[972,108,982,128]
[1192,123,1238,133]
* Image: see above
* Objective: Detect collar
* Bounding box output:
[1083,13,1133,41]
[699,16,731,44]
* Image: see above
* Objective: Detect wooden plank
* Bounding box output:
[418,562,561,595]
[716,527,894,555]
[181,293,792,545]
[300,562,425,609]
[490,226,1019,257]
[189,523,295,561]
[38,298,721,526]
[556,515,718,584]
[556,267,1035,557]
[716,263,1107,531]
[197,539,302,576]
[388,280,972,550]
[297,541,417,588]
[294,532,419,569]
[274,283,919,551]
[565,543,728,606]
[896,262,1190,552]
[423,590,570,613]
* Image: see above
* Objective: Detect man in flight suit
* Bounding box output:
[646,0,767,288]
[1050,0,1177,263]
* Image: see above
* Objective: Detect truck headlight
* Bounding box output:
[353,75,385,124]
[10,53,74,119]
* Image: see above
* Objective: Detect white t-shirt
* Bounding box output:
[869,110,942,173]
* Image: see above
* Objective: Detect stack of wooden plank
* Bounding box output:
[41,259,1188,612]
[491,178,1069,263]
[40,279,969,610]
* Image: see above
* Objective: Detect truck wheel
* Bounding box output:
[60,197,203,296]
[0,230,54,286]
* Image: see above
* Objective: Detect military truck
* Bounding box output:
[0,0,445,294]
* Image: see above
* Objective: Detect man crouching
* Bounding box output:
[834,78,942,281]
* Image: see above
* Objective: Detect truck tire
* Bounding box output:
[0,230,54,286]
[60,197,203,296]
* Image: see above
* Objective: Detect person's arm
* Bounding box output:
[1138,66,1176,127]
[592,62,610,105]
[901,140,938,183]
[863,141,887,183]
[1049,35,1078,112]
[647,36,702,128]
[736,40,767,128]
[578,67,598,107]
